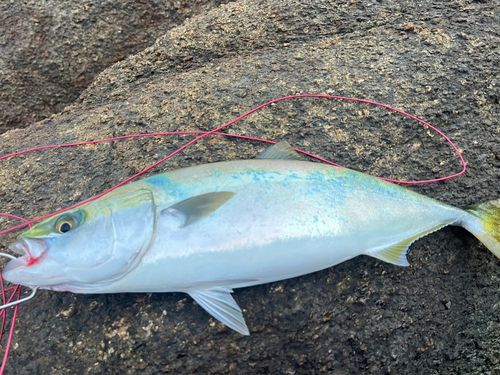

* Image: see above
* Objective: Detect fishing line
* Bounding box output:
[0,285,20,375]
[0,95,466,236]
[0,214,31,372]
[0,94,466,372]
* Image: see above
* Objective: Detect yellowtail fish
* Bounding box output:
[3,142,500,335]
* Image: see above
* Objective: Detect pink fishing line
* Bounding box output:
[0,95,466,236]
[0,286,20,375]
[0,214,30,374]
[0,94,466,373]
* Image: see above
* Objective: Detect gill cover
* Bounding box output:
[4,189,156,289]
[68,189,157,285]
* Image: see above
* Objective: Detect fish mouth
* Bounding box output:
[3,238,62,288]
[7,238,49,266]
[8,240,28,255]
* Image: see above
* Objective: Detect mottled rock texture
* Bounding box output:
[1,0,500,374]
[0,0,229,133]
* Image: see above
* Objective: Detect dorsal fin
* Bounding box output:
[256,141,305,161]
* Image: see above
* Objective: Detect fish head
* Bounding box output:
[3,189,156,291]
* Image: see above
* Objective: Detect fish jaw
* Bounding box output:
[8,238,48,266]
[3,238,62,287]
[8,240,27,255]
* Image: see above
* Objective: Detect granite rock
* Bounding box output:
[0,0,229,132]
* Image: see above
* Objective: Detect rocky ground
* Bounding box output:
[0,0,229,132]
[0,0,499,374]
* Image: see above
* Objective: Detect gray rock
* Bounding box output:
[0,0,499,374]
[0,0,229,133]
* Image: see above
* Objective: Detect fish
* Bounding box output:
[3,142,500,335]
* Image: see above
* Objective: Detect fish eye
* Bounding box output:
[55,216,78,234]
[59,222,72,233]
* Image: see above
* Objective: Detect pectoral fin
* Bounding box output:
[367,223,450,266]
[161,192,235,227]
[189,287,249,335]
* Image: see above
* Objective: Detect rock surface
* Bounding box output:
[1,0,500,374]
[0,0,229,133]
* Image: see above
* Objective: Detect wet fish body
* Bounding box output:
[85,159,463,292]
[4,143,500,335]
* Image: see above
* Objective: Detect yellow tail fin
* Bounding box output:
[465,199,500,258]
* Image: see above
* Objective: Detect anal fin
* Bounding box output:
[189,287,249,336]
[367,223,450,267]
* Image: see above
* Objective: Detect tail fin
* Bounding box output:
[464,199,500,258]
